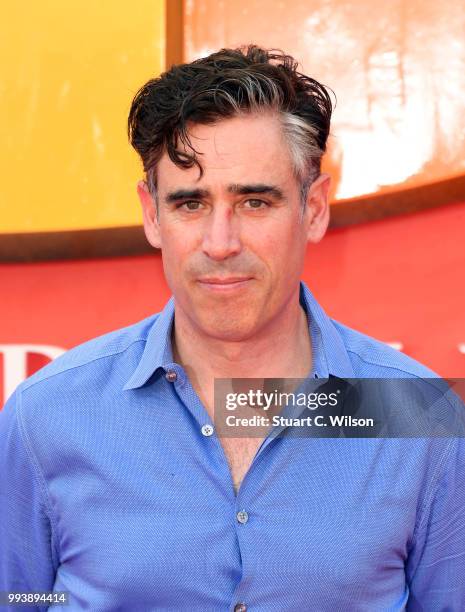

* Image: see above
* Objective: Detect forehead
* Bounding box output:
[156,112,295,191]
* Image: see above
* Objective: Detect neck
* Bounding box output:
[171,288,313,384]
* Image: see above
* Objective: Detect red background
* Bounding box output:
[1,200,464,407]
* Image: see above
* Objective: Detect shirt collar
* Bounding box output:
[298,281,355,379]
[123,280,354,391]
[122,296,176,391]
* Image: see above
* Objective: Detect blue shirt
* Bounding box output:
[1,280,464,611]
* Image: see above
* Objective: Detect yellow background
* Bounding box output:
[1,1,165,233]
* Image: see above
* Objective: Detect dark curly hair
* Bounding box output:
[127,45,333,200]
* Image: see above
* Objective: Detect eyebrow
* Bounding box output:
[228,183,284,200]
[164,183,284,203]
[165,188,210,203]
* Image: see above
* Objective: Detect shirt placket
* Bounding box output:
[163,361,287,611]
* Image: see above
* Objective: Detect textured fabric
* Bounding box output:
[1,281,464,611]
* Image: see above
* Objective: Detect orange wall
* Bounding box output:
[0,0,165,233]
[2,1,464,406]
[184,0,465,201]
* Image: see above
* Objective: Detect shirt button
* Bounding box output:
[234,604,247,612]
[165,370,177,382]
[201,424,214,437]
[236,510,249,524]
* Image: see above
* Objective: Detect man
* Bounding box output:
[1,46,464,611]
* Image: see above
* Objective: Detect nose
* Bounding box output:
[201,205,242,260]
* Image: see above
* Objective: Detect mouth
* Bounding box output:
[197,277,253,291]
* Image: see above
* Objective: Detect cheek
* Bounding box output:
[160,224,194,261]
[249,223,305,270]
[159,234,191,285]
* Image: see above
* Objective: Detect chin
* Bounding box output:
[199,314,258,341]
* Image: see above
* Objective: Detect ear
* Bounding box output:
[304,173,331,244]
[137,180,161,249]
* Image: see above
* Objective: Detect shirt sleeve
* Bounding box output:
[0,387,58,612]
[406,436,465,610]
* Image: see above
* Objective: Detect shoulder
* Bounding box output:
[1,313,164,473]
[18,312,159,395]
[330,319,439,378]
[330,320,464,437]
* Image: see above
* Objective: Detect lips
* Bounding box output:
[198,277,251,284]
[197,277,253,291]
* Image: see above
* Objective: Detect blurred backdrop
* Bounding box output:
[1,0,464,406]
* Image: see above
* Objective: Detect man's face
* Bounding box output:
[138,112,330,341]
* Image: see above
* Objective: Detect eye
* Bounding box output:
[176,200,202,211]
[244,199,268,209]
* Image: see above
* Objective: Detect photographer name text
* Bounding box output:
[225,414,374,428]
